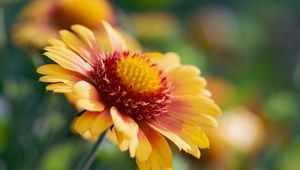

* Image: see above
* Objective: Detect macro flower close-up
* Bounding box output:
[37,21,221,169]
[2,1,300,170]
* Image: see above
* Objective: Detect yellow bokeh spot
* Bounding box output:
[116,55,162,93]
[54,0,113,29]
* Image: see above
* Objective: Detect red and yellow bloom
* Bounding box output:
[37,21,221,169]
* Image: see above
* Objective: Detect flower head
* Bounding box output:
[37,21,221,169]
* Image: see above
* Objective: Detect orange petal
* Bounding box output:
[72,81,105,112]
[102,21,126,51]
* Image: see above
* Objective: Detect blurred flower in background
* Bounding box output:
[219,107,266,154]
[11,0,139,51]
[206,76,235,108]
[129,12,179,42]
[188,6,242,71]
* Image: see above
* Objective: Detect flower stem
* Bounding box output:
[75,132,106,170]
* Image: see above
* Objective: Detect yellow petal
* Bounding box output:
[71,24,97,49]
[166,64,210,97]
[45,83,72,93]
[102,21,126,51]
[72,81,105,112]
[72,111,97,135]
[170,95,221,117]
[115,129,131,151]
[110,106,138,139]
[37,64,84,87]
[82,130,93,139]
[170,110,218,128]
[89,109,113,135]
[107,128,130,151]
[44,46,92,76]
[186,144,201,158]
[129,136,139,158]
[72,25,102,65]
[167,65,206,96]
[60,29,99,65]
[172,77,207,96]
[148,117,200,157]
[106,128,118,144]
[137,125,172,169]
[109,127,131,151]
[48,39,66,48]
[37,64,69,75]
[145,52,180,73]
[130,129,152,162]
[147,120,190,151]
[136,130,152,162]
[149,116,207,158]
[136,159,150,170]
[181,126,209,149]
[39,75,77,86]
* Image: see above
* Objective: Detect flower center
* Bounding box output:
[92,52,171,121]
[116,55,162,93]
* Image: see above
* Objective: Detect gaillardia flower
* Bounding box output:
[37,21,221,169]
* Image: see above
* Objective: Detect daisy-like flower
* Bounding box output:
[37,21,221,169]
[12,0,139,51]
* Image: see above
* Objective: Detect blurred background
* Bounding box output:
[1,0,300,170]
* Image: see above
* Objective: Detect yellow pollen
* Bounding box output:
[116,55,162,93]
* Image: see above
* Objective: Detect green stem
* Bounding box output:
[75,132,106,170]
